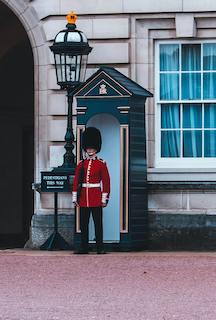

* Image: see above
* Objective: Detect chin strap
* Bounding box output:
[85,152,97,160]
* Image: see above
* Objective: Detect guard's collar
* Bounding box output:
[85,154,97,160]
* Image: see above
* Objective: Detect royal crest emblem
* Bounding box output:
[99,84,107,95]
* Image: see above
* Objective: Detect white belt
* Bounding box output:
[82,183,100,188]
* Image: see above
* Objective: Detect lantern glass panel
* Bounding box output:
[55,32,65,43]
[65,54,76,82]
[76,55,81,81]
[67,32,81,42]
[55,53,66,83]
[80,54,88,83]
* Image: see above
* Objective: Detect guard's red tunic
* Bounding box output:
[72,158,110,207]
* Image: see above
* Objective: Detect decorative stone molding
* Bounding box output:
[176,13,196,37]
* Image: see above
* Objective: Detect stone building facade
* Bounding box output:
[1,0,216,249]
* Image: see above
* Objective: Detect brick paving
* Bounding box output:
[0,250,216,320]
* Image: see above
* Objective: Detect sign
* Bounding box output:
[41,172,73,193]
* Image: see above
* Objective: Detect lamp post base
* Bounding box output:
[40,231,71,251]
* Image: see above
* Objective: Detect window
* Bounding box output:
[156,41,216,167]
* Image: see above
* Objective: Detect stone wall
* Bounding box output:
[3,0,216,248]
[31,0,216,248]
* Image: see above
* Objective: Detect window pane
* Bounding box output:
[203,43,216,70]
[204,104,216,128]
[183,130,202,157]
[183,104,202,128]
[161,104,180,128]
[182,44,201,71]
[204,130,216,157]
[203,73,216,99]
[161,131,180,157]
[160,73,179,100]
[182,73,201,100]
[160,44,179,71]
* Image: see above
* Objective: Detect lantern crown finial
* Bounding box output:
[66,11,77,25]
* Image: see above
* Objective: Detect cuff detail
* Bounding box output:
[72,192,77,202]
[102,192,108,203]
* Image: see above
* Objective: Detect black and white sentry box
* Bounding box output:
[41,171,73,193]
[74,66,153,251]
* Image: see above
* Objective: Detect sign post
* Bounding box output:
[40,172,73,250]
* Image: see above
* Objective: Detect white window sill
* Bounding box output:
[155,159,216,169]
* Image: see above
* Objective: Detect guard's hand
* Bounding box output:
[73,201,79,207]
[102,200,108,207]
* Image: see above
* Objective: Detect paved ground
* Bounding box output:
[0,250,216,320]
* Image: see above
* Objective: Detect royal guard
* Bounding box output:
[72,127,110,254]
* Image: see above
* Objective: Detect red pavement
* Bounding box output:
[0,250,216,320]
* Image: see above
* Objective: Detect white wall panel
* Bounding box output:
[60,0,123,15]
[49,119,66,141]
[88,42,129,64]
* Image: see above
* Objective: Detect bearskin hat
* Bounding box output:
[82,127,102,152]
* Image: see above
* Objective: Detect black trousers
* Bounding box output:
[80,207,103,251]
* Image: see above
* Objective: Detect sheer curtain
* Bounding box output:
[161,104,180,157]
[183,104,202,157]
[160,44,179,71]
[160,43,216,158]
[160,74,179,100]
[203,44,216,99]
[160,44,179,100]
[182,44,201,100]
[204,104,216,157]
[203,44,216,156]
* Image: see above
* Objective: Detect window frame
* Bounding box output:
[155,40,216,168]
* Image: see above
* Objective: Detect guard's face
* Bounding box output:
[86,148,97,156]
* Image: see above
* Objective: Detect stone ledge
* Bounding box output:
[148,181,216,190]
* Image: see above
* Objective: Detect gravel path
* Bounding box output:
[0,250,216,320]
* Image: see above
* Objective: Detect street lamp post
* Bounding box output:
[50,12,92,173]
[39,12,92,251]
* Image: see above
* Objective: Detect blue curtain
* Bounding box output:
[183,131,202,157]
[160,44,216,158]
[183,104,202,128]
[161,104,180,157]
[181,44,201,100]
[203,44,216,99]
[204,104,216,128]
[160,74,179,100]
[203,43,216,70]
[160,44,179,71]
[161,104,180,128]
[203,73,216,99]
[182,73,201,100]
[205,131,216,157]
[204,104,216,156]
[161,131,180,157]
[183,104,202,157]
[160,44,179,100]
[182,44,201,71]
[161,104,204,157]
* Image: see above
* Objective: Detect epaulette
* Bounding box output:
[98,158,106,164]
